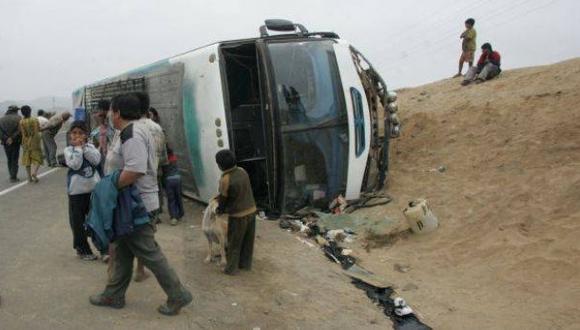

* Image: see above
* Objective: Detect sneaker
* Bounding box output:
[80,254,98,261]
[157,289,193,316]
[89,294,125,309]
[9,178,20,183]
[453,73,462,78]
[170,218,178,226]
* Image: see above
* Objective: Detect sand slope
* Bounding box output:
[357,58,580,329]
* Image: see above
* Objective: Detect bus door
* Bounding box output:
[221,42,275,211]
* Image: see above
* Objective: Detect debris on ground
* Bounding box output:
[402,199,439,234]
[314,235,329,247]
[394,263,411,273]
[329,194,348,214]
[276,192,431,329]
[326,229,354,243]
[329,192,392,214]
[322,240,356,269]
[353,279,432,330]
[427,165,447,173]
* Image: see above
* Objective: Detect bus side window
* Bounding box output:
[350,87,365,157]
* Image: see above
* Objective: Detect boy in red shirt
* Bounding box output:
[462,43,501,86]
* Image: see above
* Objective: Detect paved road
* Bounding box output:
[0,132,66,191]
[0,170,391,329]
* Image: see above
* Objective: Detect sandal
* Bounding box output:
[80,254,98,261]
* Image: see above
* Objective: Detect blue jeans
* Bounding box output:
[165,175,184,219]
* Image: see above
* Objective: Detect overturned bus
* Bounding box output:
[73,19,400,213]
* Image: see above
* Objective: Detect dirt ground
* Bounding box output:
[348,58,580,329]
[0,170,391,329]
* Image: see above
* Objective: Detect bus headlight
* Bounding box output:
[387,101,398,113]
[387,91,397,103]
[389,113,400,125]
[391,124,401,138]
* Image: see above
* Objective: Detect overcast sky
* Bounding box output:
[0,0,579,102]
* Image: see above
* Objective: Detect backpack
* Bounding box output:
[67,157,98,193]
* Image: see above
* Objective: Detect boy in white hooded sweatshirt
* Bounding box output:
[64,120,101,260]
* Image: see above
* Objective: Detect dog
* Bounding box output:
[202,199,228,266]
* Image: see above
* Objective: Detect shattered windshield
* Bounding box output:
[268,40,349,211]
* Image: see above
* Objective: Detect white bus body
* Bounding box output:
[73,20,400,213]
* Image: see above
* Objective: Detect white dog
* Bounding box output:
[202,199,228,266]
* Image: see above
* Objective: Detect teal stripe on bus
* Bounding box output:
[182,77,204,187]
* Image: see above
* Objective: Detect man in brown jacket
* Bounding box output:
[215,149,257,275]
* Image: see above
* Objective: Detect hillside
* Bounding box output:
[356,58,580,329]
[0,96,71,114]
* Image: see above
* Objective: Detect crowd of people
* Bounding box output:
[1,92,258,315]
[72,93,193,315]
[31,91,255,315]
[454,17,502,85]
[0,105,69,183]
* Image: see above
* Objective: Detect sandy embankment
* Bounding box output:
[353,58,580,329]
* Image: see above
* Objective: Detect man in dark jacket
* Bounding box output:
[0,106,22,182]
[215,149,257,275]
[463,43,502,86]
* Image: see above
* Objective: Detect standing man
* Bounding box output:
[89,93,192,316]
[135,94,168,215]
[0,106,22,182]
[37,110,49,161]
[37,109,49,130]
[132,92,168,282]
[42,111,71,166]
[454,18,477,78]
[215,150,257,275]
[90,100,115,176]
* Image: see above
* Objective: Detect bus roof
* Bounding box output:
[75,30,341,93]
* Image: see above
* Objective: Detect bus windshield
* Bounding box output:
[267,40,349,211]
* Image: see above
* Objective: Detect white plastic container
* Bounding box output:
[403,199,439,234]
